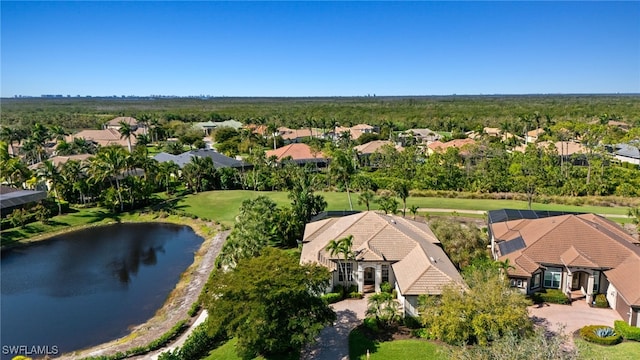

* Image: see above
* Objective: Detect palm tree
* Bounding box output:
[156,161,180,194]
[392,180,410,217]
[409,204,419,220]
[118,120,134,152]
[61,159,89,205]
[357,189,376,211]
[325,235,354,286]
[90,146,128,211]
[331,148,357,210]
[267,123,278,150]
[37,160,63,215]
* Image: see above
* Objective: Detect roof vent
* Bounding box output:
[429,256,436,263]
[390,219,396,224]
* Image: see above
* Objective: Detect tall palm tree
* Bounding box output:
[267,123,278,150]
[91,146,128,211]
[392,180,410,217]
[37,160,63,215]
[118,120,134,152]
[331,148,357,210]
[61,159,89,205]
[357,189,376,211]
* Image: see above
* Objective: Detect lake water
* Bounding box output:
[0,223,203,359]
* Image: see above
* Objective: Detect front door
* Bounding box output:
[364,267,375,285]
[571,273,581,290]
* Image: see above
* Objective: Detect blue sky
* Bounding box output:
[2,1,639,97]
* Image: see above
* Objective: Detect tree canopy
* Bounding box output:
[202,248,336,359]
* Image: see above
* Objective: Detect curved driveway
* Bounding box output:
[302,297,368,360]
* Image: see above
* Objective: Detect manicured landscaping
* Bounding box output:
[349,328,446,360]
[575,338,640,359]
[203,338,267,360]
[177,190,632,227]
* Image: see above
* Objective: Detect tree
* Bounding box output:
[409,204,419,220]
[391,179,410,217]
[366,292,402,329]
[203,248,336,359]
[330,147,357,210]
[287,167,327,243]
[325,235,354,286]
[357,189,376,211]
[36,160,63,215]
[375,193,398,214]
[216,196,285,269]
[118,120,134,152]
[90,146,128,212]
[418,266,532,346]
[628,207,640,233]
[430,218,488,269]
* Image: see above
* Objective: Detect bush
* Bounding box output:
[531,289,570,305]
[322,292,342,304]
[174,323,219,360]
[594,294,609,308]
[380,281,393,294]
[188,302,201,317]
[363,317,380,333]
[403,315,423,329]
[332,284,345,297]
[579,325,622,345]
[614,320,640,341]
[348,291,363,299]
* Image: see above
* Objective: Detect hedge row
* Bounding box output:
[531,289,570,305]
[614,320,640,342]
[579,325,622,346]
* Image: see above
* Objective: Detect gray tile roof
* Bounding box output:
[615,143,640,160]
[153,149,249,169]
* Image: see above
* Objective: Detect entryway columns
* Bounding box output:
[375,264,382,292]
[357,263,364,293]
[586,274,595,304]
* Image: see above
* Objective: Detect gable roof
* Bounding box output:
[153,149,248,169]
[66,128,143,148]
[605,255,640,306]
[428,138,475,152]
[490,213,640,277]
[301,211,464,295]
[265,143,326,162]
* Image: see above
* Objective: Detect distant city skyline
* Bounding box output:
[2,1,639,97]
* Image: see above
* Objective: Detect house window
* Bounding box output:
[530,273,541,290]
[593,272,600,293]
[381,265,389,283]
[544,270,561,289]
[339,262,353,282]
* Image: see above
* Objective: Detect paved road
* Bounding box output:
[301,297,368,360]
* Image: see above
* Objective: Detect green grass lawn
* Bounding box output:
[204,338,298,360]
[349,328,447,360]
[575,339,640,360]
[177,190,633,227]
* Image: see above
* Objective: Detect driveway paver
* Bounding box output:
[528,300,622,337]
[301,296,368,360]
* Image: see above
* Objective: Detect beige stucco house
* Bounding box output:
[488,209,640,326]
[300,211,464,316]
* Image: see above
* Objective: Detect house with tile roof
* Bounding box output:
[66,128,144,148]
[488,209,640,326]
[300,211,465,316]
[427,138,476,155]
[613,142,640,166]
[104,117,139,130]
[153,149,249,169]
[265,143,328,167]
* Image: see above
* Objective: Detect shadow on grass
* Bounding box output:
[349,326,381,360]
[75,210,122,224]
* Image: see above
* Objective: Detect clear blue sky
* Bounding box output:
[2,1,639,97]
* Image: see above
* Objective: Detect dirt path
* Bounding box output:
[57,229,229,360]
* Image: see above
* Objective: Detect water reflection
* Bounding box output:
[0,223,202,358]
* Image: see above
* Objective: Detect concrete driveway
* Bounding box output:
[528,300,622,336]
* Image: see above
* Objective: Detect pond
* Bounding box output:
[0,223,203,359]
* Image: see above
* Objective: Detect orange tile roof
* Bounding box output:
[428,138,475,152]
[354,140,403,155]
[605,255,640,306]
[265,143,325,161]
[491,214,640,278]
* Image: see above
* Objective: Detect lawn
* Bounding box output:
[575,338,640,360]
[177,190,632,227]
[349,328,447,360]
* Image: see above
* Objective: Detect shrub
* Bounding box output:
[403,315,423,329]
[580,325,622,345]
[322,292,342,304]
[363,317,380,333]
[174,323,219,360]
[348,291,364,299]
[380,281,393,294]
[614,320,640,341]
[531,289,570,305]
[332,284,345,297]
[188,302,201,317]
[594,294,609,308]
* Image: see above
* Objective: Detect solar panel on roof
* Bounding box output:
[487,209,586,224]
[497,236,526,255]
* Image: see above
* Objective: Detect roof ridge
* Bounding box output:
[518,214,573,247]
